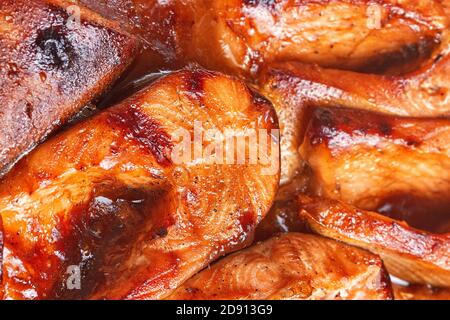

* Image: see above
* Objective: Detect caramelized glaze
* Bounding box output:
[301,107,450,232]
[79,0,448,77]
[299,195,450,287]
[259,35,450,118]
[0,69,279,300]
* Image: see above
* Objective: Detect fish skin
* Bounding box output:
[0,0,139,176]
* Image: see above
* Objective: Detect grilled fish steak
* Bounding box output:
[299,195,450,287]
[80,0,448,77]
[257,23,450,195]
[168,233,393,300]
[0,0,139,175]
[300,107,450,232]
[259,31,450,118]
[0,69,279,300]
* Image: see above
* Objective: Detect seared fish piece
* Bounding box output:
[80,0,447,77]
[0,69,279,300]
[168,233,393,300]
[258,27,450,192]
[299,195,450,287]
[259,31,450,118]
[258,44,450,191]
[0,0,138,176]
[300,107,450,232]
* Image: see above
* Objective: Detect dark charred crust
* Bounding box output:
[35,25,74,71]
[361,36,438,74]
[376,193,450,233]
[405,138,420,147]
[306,107,426,149]
[106,105,173,166]
[153,227,168,239]
[52,185,175,299]
[378,122,392,136]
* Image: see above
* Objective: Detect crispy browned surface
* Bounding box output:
[0,69,279,300]
[257,25,450,196]
[259,32,450,118]
[394,284,450,300]
[0,0,139,176]
[168,233,393,300]
[300,107,450,233]
[299,195,450,287]
[80,0,448,77]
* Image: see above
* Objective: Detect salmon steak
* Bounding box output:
[1,0,450,301]
[301,107,450,233]
[0,69,279,299]
[168,233,393,300]
[79,0,448,77]
[299,195,450,287]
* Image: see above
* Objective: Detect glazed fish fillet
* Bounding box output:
[259,31,450,118]
[299,195,450,287]
[168,233,393,300]
[80,0,447,76]
[0,69,279,300]
[300,107,450,232]
[258,25,450,192]
[0,0,139,176]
